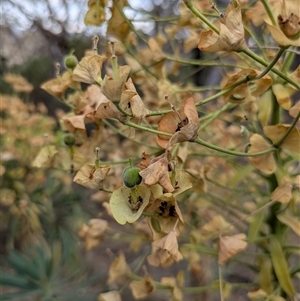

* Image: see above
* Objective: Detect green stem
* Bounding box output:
[281,48,296,73]
[165,54,244,69]
[124,120,276,157]
[183,0,220,34]
[196,77,249,107]
[131,187,138,204]
[115,102,132,117]
[103,119,159,150]
[112,0,148,44]
[241,48,300,90]
[198,103,234,131]
[260,0,277,26]
[253,47,286,80]
[111,55,119,80]
[270,91,281,126]
[194,137,275,157]
[219,265,224,301]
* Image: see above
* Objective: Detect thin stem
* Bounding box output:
[194,137,275,157]
[165,54,245,69]
[124,120,276,157]
[198,103,234,131]
[103,119,159,150]
[260,0,277,26]
[112,0,148,44]
[241,48,300,90]
[219,265,224,301]
[253,47,286,80]
[282,48,296,73]
[114,102,132,117]
[183,0,220,34]
[196,77,249,107]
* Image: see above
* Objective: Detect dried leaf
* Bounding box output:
[201,215,233,240]
[139,152,174,192]
[271,177,293,204]
[108,253,131,285]
[95,98,125,122]
[123,78,150,119]
[98,291,122,301]
[161,276,183,301]
[73,54,106,85]
[63,115,86,133]
[272,84,291,109]
[129,275,155,299]
[277,209,300,236]
[32,145,58,168]
[247,289,268,300]
[218,233,248,264]
[264,124,300,153]
[258,90,273,127]
[79,218,108,250]
[248,134,276,174]
[73,163,110,189]
[107,2,130,40]
[223,69,272,104]
[40,77,71,99]
[147,230,183,267]
[101,65,131,103]
[84,3,106,26]
[289,102,300,118]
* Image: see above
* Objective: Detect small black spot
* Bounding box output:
[169,205,176,217]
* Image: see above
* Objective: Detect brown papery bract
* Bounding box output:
[198,1,245,52]
[218,233,248,264]
[248,134,276,174]
[157,97,199,149]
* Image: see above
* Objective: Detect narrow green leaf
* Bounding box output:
[0,270,31,289]
[229,164,254,186]
[259,257,273,294]
[248,211,265,243]
[270,236,295,297]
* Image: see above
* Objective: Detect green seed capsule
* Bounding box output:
[122,166,142,189]
[63,133,76,146]
[64,55,78,69]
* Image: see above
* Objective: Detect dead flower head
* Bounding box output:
[265,0,300,46]
[157,97,199,149]
[139,151,175,193]
[198,1,245,52]
[78,218,108,250]
[223,69,273,104]
[147,229,183,267]
[218,233,248,265]
[73,54,106,85]
[101,65,131,103]
[73,163,111,190]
